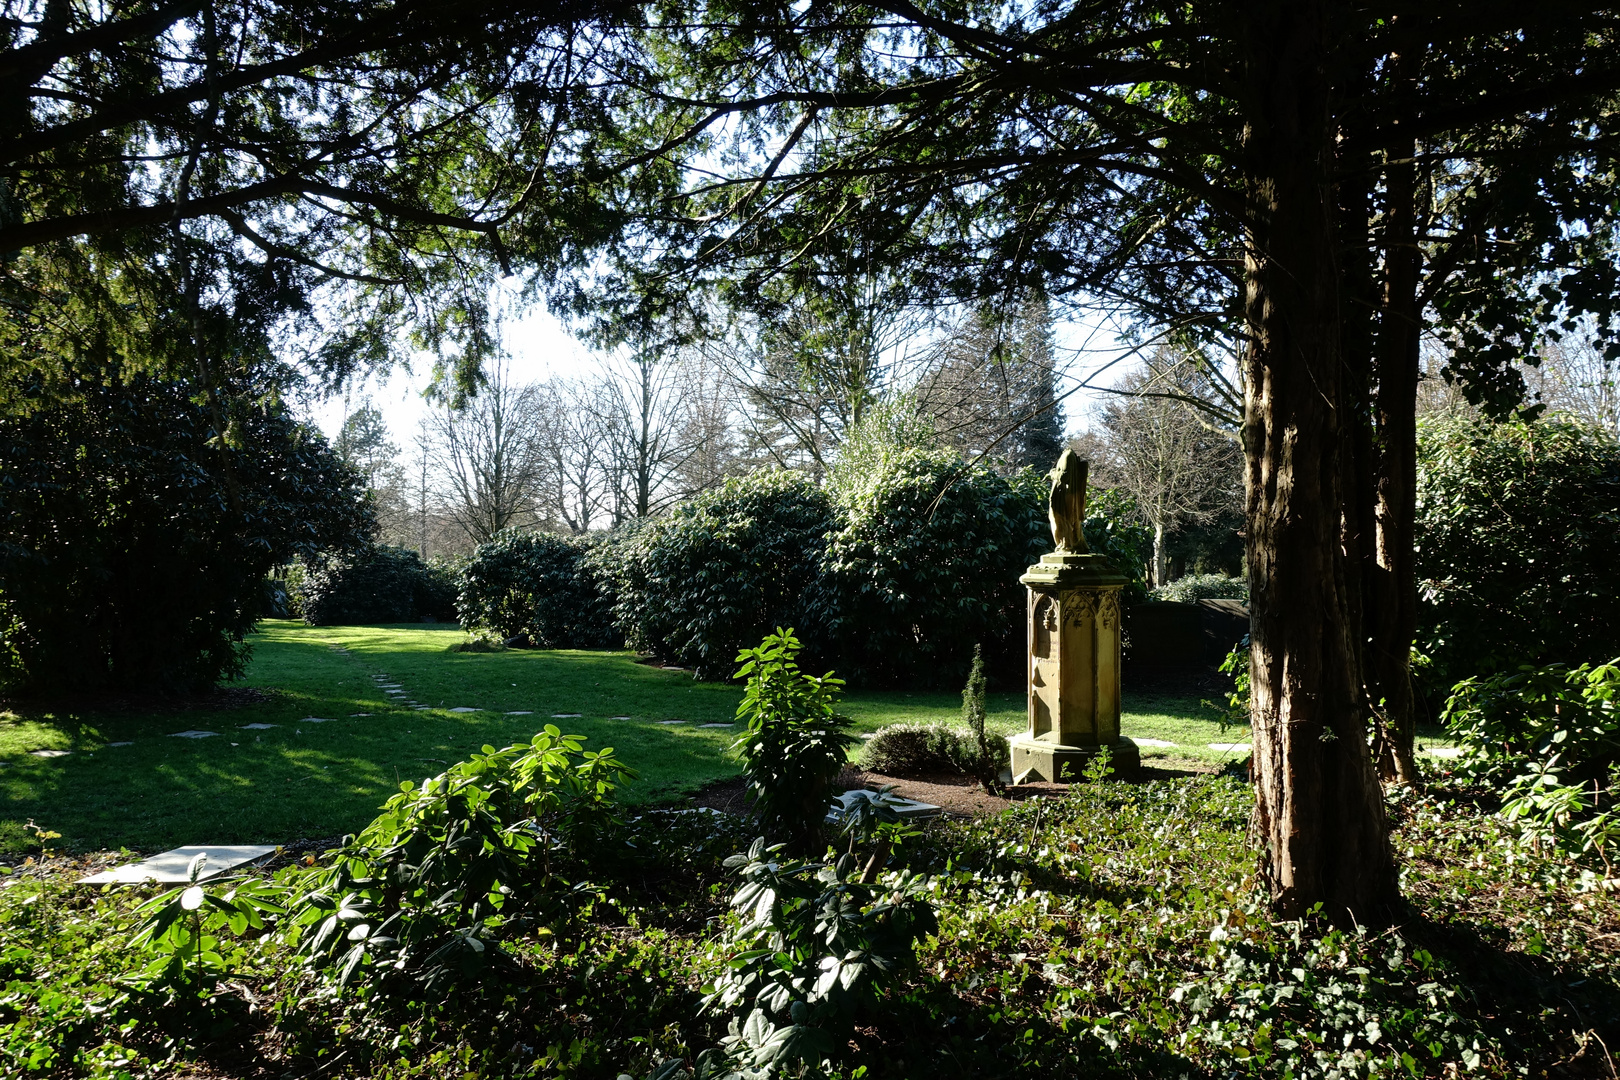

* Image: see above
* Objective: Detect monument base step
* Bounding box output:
[1009,734,1140,784]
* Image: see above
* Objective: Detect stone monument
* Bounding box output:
[1009,449,1140,783]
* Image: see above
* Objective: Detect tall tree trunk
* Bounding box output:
[1153,518,1167,589]
[1365,46,1424,788]
[1240,0,1400,926]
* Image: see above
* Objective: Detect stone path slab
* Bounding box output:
[350,713,371,717]
[698,722,734,729]
[610,715,632,720]
[827,789,941,823]
[107,741,134,747]
[169,730,219,739]
[658,719,687,725]
[300,717,337,724]
[29,749,70,758]
[505,710,534,715]
[240,723,277,730]
[551,712,582,718]
[79,844,278,885]
[449,707,480,713]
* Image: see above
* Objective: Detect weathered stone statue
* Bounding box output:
[1010,450,1140,783]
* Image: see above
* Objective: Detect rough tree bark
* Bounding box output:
[1365,46,1424,788]
[1240,1,1401,926]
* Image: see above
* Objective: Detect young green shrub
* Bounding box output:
[703,836,937,1074]
[730,628,856,853]
[286,727,635,994]
[457,529,616,647]
[960,643,1005,791]
[125,854,285,1002]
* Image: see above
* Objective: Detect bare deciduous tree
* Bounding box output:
[427,372,548,545]
[1096,353,1243,588]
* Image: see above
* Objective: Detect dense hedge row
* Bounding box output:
[451,458,1151,687]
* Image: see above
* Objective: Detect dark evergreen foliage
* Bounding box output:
[457,530,617,648]
[297,545,458,628]
[0,373,371,695]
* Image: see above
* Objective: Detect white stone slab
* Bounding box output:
[1426,747,1465,759]
[168,730,219,739]
[413,705,431,710]
[300,717,337,723]
[610,715,632,720]
[240,723,277,730]
[79,844,278,885]
[1133,738,1178,748]
[29,749,70,758]
[1208,742,1251,753]
[107,741,134,747]
[505,710,534,715]
[350,713,371,717]
[551,712,582,718]
[449,707,481,713]
[658,719,688,725]
[827,789,941,823]
[699,722,734,729]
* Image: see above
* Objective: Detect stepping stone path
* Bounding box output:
[1133,738,1178,748]
[29,749,70,758]
[657,719,687,725]
[413,705,431,710]
[610,715,633,720]
[449,707,481,714]
[79,844,278,885]
[505,710,534,715]
[350,713,371,717]
[169,730,219,739]
[551,712,582,718]
[1208,742,1251,753]
[107,742,134,748]
[240,723,278,730]
[300,717,338,724]
[699,722,735,729]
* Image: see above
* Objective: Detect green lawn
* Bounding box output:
[0,620,1252,854]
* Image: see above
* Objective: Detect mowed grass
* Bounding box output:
[0,620,1250,855]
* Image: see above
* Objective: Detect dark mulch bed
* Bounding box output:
[689,758,1219,821]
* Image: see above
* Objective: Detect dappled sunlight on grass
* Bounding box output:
[0,620,1242,853]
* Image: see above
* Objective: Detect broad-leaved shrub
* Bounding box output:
[607,471,833,679]
[458,529,616,647]
[287,728,634,993]
[1416,416,1620,691]
[296,543,457,626]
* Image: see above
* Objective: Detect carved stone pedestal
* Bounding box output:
[1010,551,1140,784]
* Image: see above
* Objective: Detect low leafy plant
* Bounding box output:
[703,836,938,1074]
[125,854,285,1000]
[860,721,1009,781]
[287,727,635,994]
[1446,658,1620,871]
[1204,635,1251,733]
[731,629,856,853]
